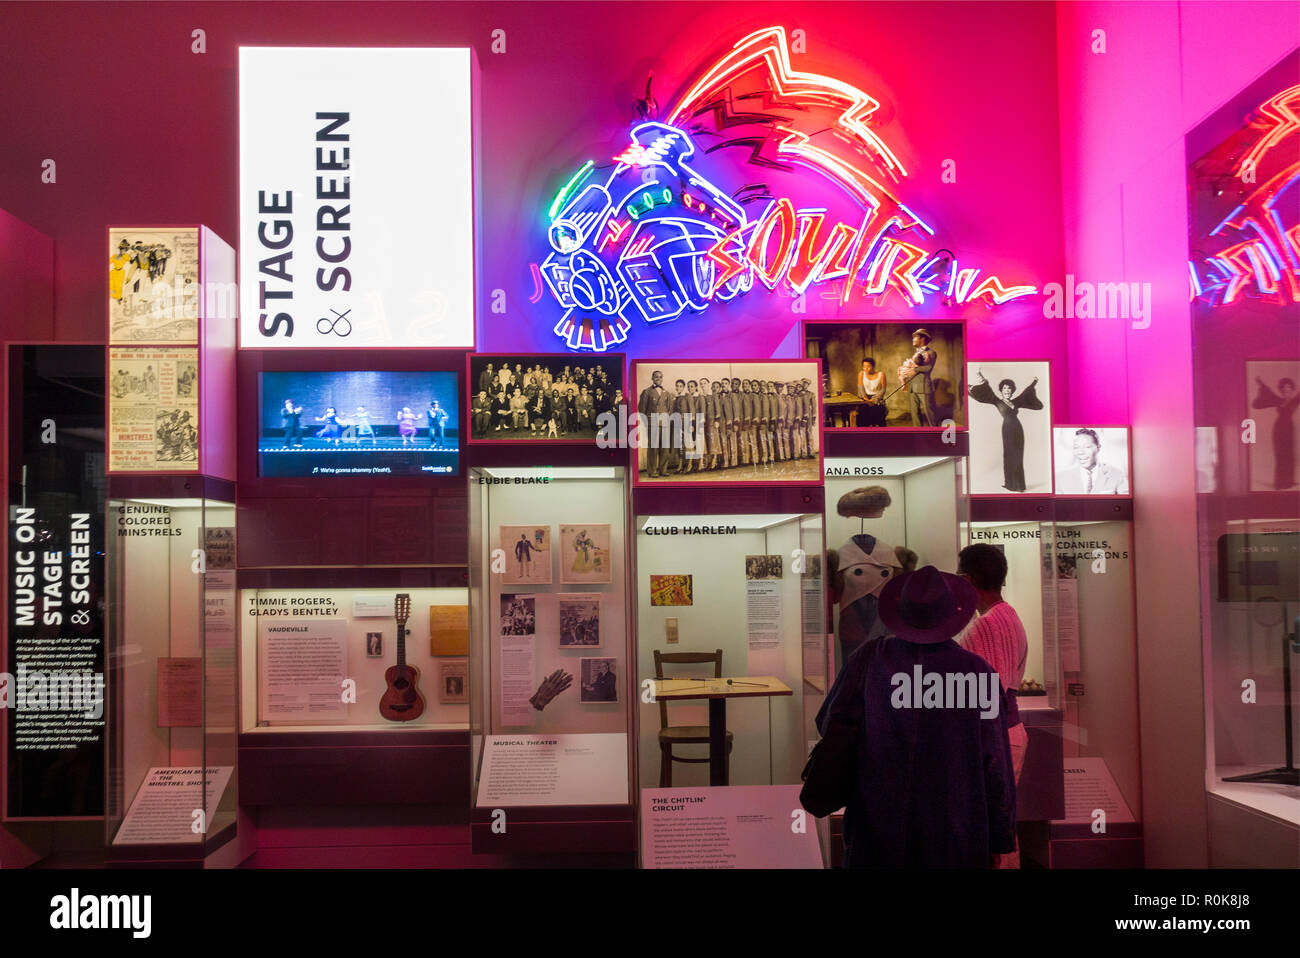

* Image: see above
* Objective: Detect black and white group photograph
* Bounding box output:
[469,354,624,441]
[632,360,822,485]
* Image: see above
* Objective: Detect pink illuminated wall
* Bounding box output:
[1056,2,1299,867]
[0,2,1066,377]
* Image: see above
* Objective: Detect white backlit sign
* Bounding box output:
[239,47,474,348]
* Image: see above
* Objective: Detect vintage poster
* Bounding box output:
[108,347,200,472]
[500,525,552,586]
[157,657,203,728]
[108,227,201,344]
[559,524,612,584]
[559,594,601,648]
[649,574,693,606]
[430,604,470,656]
[438,660,468,704]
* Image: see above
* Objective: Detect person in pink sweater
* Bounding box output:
[957,543,1029,868]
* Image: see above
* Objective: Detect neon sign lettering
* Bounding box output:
[538,26,1037,351]
[1190,83,1300,307]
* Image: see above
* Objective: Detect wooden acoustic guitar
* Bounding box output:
[379,593,426,721]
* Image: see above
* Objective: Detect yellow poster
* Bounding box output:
[430,604,469,656]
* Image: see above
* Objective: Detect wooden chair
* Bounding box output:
[653,649,733,787]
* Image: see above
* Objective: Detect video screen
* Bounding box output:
[259,370,459,477]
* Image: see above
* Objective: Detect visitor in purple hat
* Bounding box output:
[814,565,1017,868]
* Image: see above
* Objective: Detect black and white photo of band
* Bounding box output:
[469,354,624,441]
[632,360,822,485]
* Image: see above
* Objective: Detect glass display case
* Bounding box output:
[237,585,470,733]
[105,491,238,864]
[631,489,826,868]
[962,507,1142,867]
[467,465,634,854]
[824,454,966,672]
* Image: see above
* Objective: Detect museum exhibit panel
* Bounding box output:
[105,492,240,864]
[1188,53,1300,860]
[467,463,635,854]
[633,494,827,868]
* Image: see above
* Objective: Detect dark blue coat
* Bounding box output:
[816,636,1017,868]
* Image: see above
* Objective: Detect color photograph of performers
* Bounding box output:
[257,370,460,477]
[631,360,822,485]
[804,321,965,430]
[468,354,624,441]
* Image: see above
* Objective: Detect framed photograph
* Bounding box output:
[499,594,536,636]
[365,632,383,657]
[468,353,625,442]
[1053,426,1131,495]
[965,361,1052,495]
[649,574,693,606]
[630,360,823,485]
[579,657,619,703]
[745,555,783,579]
[804,320,965,430]
[499,525,552,586]
[559,595,602,648]
[109,227,200,344]
[1245,360,1299,492]
[438,661,468,704]
[559,524,612,584]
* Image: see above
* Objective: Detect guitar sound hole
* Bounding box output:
[393,677,409,690]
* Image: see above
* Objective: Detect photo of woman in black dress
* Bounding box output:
[969,369,1045,491]
[1252,376,1298,490]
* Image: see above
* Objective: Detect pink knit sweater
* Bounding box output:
[960,601,1028,715]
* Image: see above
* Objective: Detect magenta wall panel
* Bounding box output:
[0,208,53,342]
[0,2,1066,368]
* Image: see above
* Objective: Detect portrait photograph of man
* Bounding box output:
[1052,426,1130,495]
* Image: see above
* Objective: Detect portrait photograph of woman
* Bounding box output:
[966,361,1052,494]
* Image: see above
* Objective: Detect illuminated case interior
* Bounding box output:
[105,494,238,863]
[467,465,635,853]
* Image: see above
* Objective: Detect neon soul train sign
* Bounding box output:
[537,26,1037,351]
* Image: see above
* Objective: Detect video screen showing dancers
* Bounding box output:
[258,370,460,477]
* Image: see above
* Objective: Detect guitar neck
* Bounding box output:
[396,622,407,668]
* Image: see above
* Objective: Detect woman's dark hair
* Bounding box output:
[863,356,875,366]
[958,543,1008,591]
[998,379,1016,394]
[1074,427,1100,446]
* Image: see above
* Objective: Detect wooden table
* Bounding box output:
[823,392,866,427]
[649,676,793,786]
